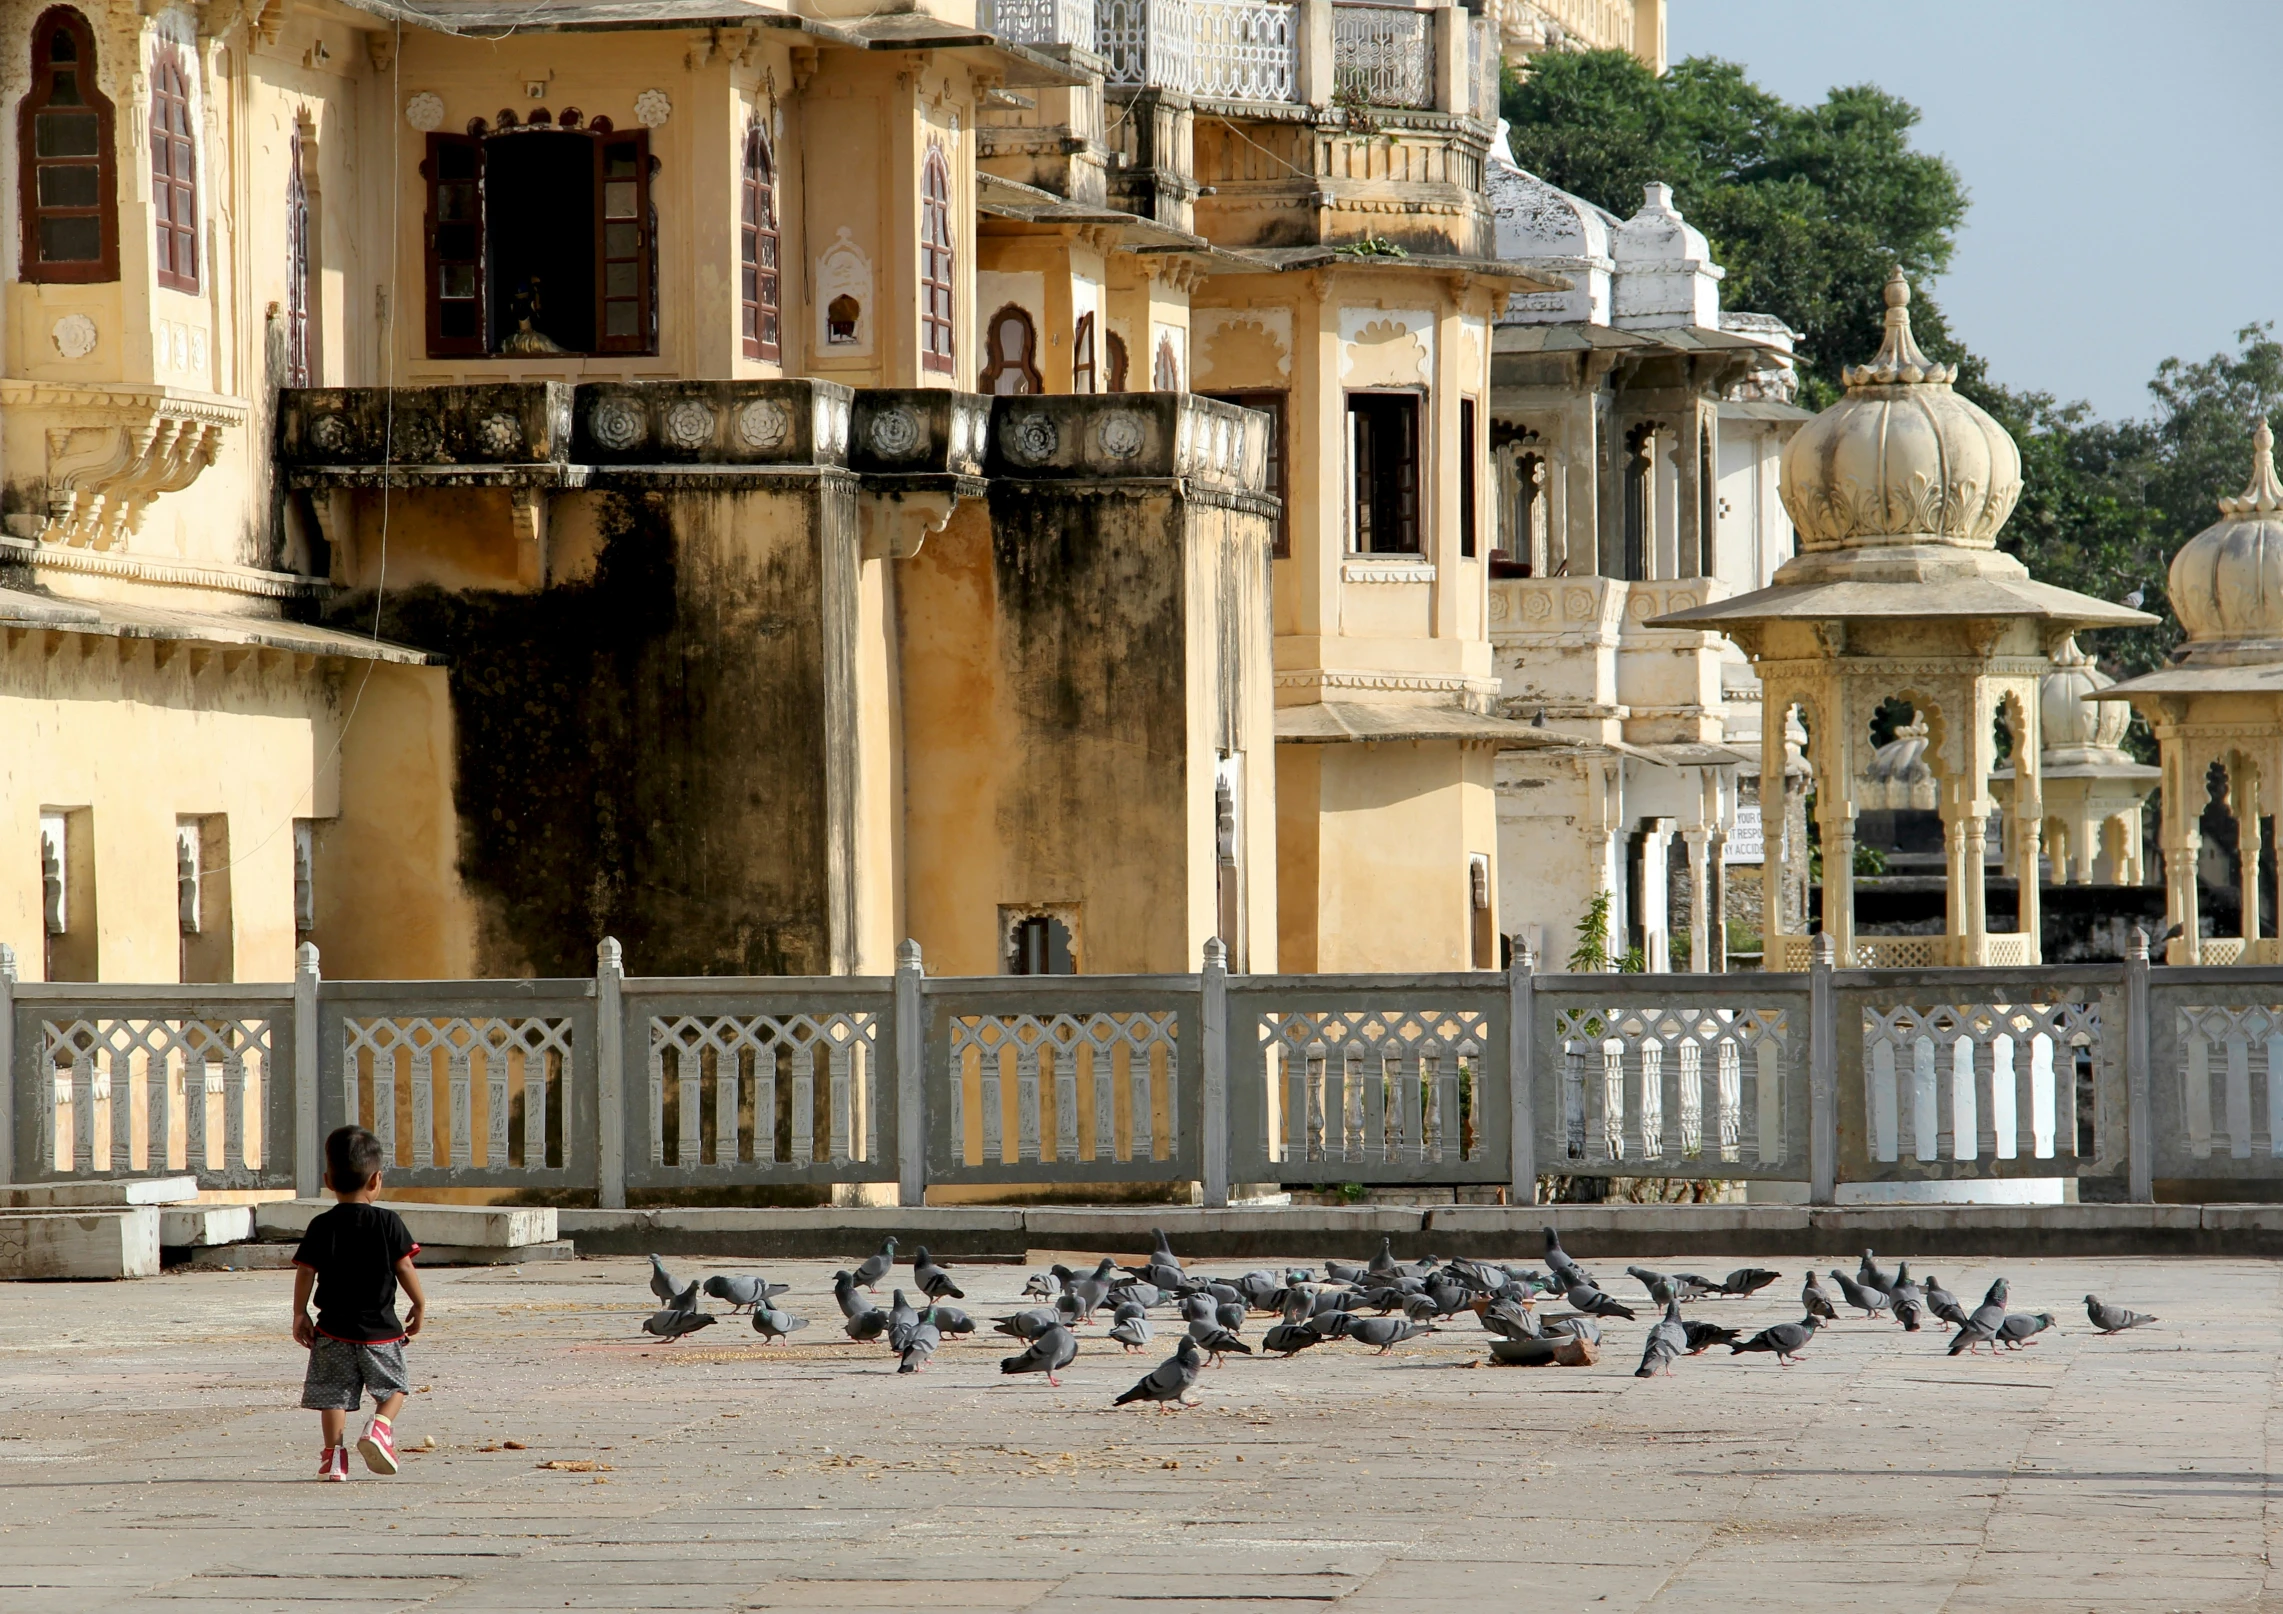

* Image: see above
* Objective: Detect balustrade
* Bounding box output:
[981,0,1100,54]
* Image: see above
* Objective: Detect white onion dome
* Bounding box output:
[1779,269,2022,553]
[2040,637,2132,760]
[2168,419,2283,664]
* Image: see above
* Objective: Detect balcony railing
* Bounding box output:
[1192,0,1298,102]
[981,0,1099,55]
[1331,3,1429,109]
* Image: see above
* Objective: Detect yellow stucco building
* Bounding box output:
[0,0,1665,986]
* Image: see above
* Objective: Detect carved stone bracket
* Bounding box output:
[859,488,961,561]
[3,382,244,551]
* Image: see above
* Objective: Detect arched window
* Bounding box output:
[1072,311,1096,393]
[919,143,954,374]
[284,124,311,385]
[740,122,780,361]
[1153,332,1180,391]
[149,42,197,291]
[981,303,1041,395]
[1104,330,1129,392]
[19,7,117,283]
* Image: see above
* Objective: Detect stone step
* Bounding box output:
[159,1205,255,1248]
[183,1236,577,1272]
[0,1177,199,1209]
[0,1208,160,1279]
[254,1200,557,1249]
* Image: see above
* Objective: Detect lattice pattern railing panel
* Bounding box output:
[1331,4,1429,108]
[1256,1008,1488,1166]
[1555,1005,1788,1166]
[1100,0,1194,89]
[1863,1001,2100,1164]
[982,0,1099,52]
[646,1013,879,1169]
[41,1016,277,1180]
[341,1017,571,1173]
[1191,0,1297,102]
[947,1012,1178,1166]
[1855,935,1946,968]
[2177,1004,2283,1160]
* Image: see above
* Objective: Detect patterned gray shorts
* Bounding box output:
[300,1337,409,1411]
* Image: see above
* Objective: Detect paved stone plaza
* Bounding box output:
[0,1251,2272,1612]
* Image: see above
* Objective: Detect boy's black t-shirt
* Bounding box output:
[292,1203,419,1343]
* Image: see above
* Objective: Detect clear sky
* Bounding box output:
[1666,1,2282,420]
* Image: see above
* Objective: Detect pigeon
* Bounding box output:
[1186,1319,1252,1365]
[1924,1274,1968,1330]
[1949,1278,2010,1356]
[995,1308,1061,1341]
[1023,1270,1063,1300]
[647,1254,681,1304]
[702,1274,785,1313]
[897,1319,940,1374]
[853,1238,898,1292]
[833,1271,867,1320]
[1367,1237,1401,1276]
[1730,1314,1821,1364]
[1565,1282,1636,1321]
[1309,1289,1359,1319]
[1629,1265,1711,1303]
[1068,1258,1119,1315]
[1828,1270,1891,1318]
[1542,1314,1600,1346]
[926,1306,974,1336]
[1055,1290,1103,1326]
[1802,1272,1839,1322]
[1179,1293,1218,1324]
[750,1305,808,1342]
[1681,1319,1740,1354]
[1261,1319,1324,1356]
[1001,1323,1078,1385]
[1115,1336,1204,1407]
[2085,1295,2158,1335]
[2123,587,2146,610]
[1858,1249,1895,1295]
[1476,1297,1541,1342]
[1150,1226,1183,1270]
[642,1279,712,1341]
[1114,1282,1166,1310]
[1636,1300,1687,1377]
[1543,1226,1592,1289]
[1997,1312,2055,1349]
[1887,1263,1925,1332]
[911,1247,965,1301]
[1233,1271,1281,1310]
[843,1307,889,1343]
[1108,1311,1156,1352]
[1345,1316,1437,1355]
[1627,1265,1676,1304]
[1716,1267,1782,1298]
[1215,1301,1248,1334]
[886,1290,922,1352]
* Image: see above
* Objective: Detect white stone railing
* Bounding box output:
[1100,0,1196,90]
[1331,2,1430,109]
[1191,0,1299,102]
[981,0,1100,55]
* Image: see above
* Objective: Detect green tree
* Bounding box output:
[1501,51,1968,405]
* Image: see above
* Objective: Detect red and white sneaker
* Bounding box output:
[318,1445,349,1482]
[356,1417,399,1475]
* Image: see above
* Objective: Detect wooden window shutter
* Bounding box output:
[596,130,653,354]
[19,7,118,284]
[423,132,484,356]
[149,44,198,292]
[741,124,780,362]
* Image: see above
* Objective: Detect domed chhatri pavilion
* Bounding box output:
[1992,638,2158,889]
[2107,421,2283,963]
[1652,270,2155,966]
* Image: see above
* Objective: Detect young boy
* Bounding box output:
[291,1125,427,1481]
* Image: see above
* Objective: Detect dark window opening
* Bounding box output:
[1072,311,1096,393]
[1459,397,1478,559]
[1007,914,1075,975]
[981,302,1041,395]
[1349,392,1420,554]
[1204,391,1287,558]
[1104,330,1129,392]
[1622,423,1657,581]
[19,7,117,283]
[422,126,653,358]
[740,123,780,361]
[1494,450,1542,578]
[285,125,311,386]
[827,294,859,345]
[150,44,197,292]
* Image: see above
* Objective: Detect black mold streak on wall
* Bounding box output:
[334,488,834,977]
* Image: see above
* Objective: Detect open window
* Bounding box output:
[1002,908,1078,974]
[1153,333,1180,391]
[149,42,197,292]
[1072,311,1096,393]
[981,303,1041,395]
[1104,330,1129,392]
[919,143,954,373]
[1203,391,1287,557]
[1459,397,1479,559]
[740,122,780,361]
[1348,392,1420,554]
[19,7,117,284]
[285,124,312,385]
[422,120,655,358]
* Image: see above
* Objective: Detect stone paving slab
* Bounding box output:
[2,1250,2279,1611]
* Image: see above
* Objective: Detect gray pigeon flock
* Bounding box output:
[630,1232,2158,1396]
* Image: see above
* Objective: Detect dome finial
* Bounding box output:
[2218,418,2283,517]
[1843,267,1952,388]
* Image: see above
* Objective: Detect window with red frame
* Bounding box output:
[740,123,780,361]
[919,144,954,373]
[19,8,117,283]
[150,44,198,291]
[285,125,311,385]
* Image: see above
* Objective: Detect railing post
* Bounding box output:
[1201,937,1230,1208]
[0,942,16,1186]
[2126,926,2153,1202]
[595,937,626,1211]
[1294,0,1332,107]
[294,942,321,1198]
[896,939,926,1207]
[1430,0,1465,116]
[1808,931,1837,1205]
[1507,937,1535,1205]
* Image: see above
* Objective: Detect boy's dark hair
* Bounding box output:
[325,1125,385,1192]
